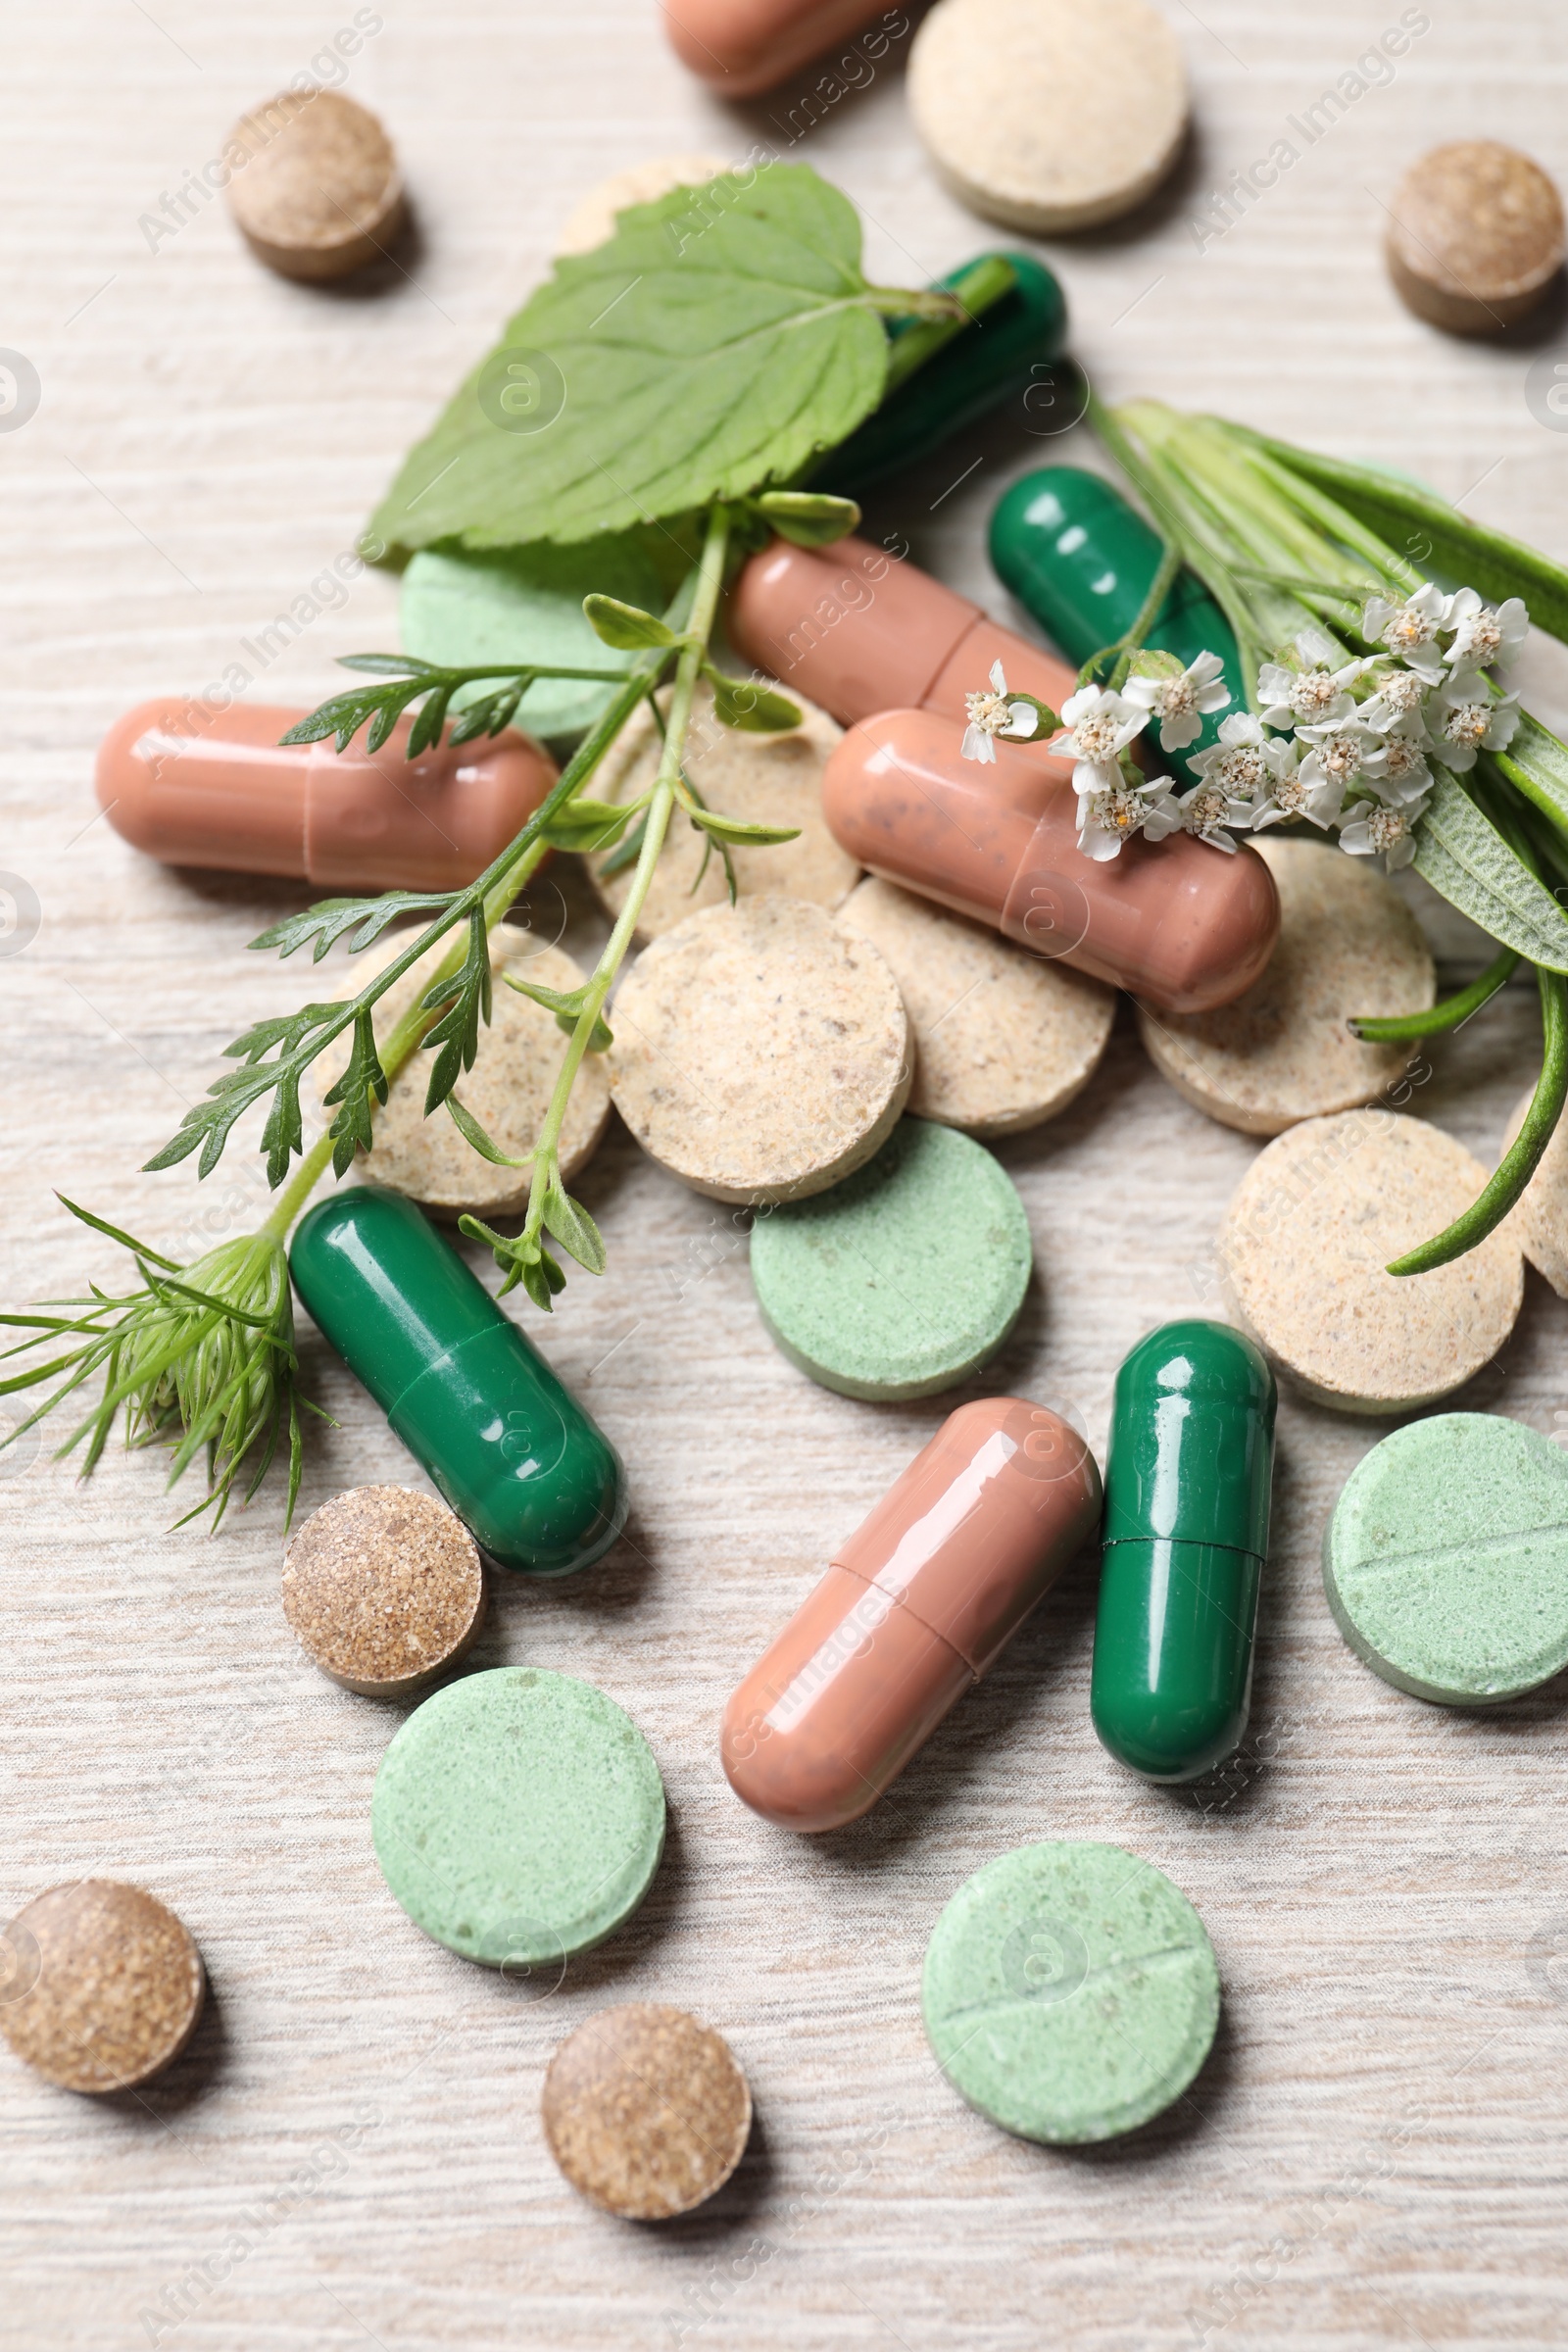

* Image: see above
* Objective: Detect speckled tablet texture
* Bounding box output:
[749,1116,1033,1399]
[1138,840,1435,1137]
[281,1486,484,1696]
[556,153,733,255]
[315,922,610,1218]
[370,1669,665,1968]
[542,2004,753,2219]
[1323,1414,1568,1703]
[0,1881,206,2093]
[225,91,404,281]
[908,0,1188,234]
[836,877,1114,1137]
[922,1842,1219,2145]
[591,681,858,940]
[1218,1111,1523,1412]
[608,896,910,1204]
[1502,1085,1568,1298]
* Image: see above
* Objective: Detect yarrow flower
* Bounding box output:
[960,661,1041,764]
[1358,666,1430,737]
[1243,736,1343,831]
[1257,654,1368,730]
[1433,672,1521,770]
[1445,588,1529,672]
[1366,731,1434,803]
[1122,649,1231,752]
[1338,798,1426,872]
[1361,583,1450,682]
[1057,683,1149,795]
[1158,778,1252,852]
[1073,774,1173,863]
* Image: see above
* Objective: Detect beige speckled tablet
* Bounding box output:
[225,91,405,281]
[1137,840,1436,1138]
[908,0,1189,234]
[282,1486,485,1697]
[315,922,610,1217]
[835,876,1112,1137]
[1388,142,1566,335]
[608,896,910,1203]
[1,1883,205,2093]
[1502,1087,1568,1298]
[1218,1111,1523,1413]
[590,681,857,942]
[557,154,734,256]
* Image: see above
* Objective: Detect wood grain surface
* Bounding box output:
[4,4,1568,2348]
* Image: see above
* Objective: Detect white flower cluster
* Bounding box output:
[959,584,1528,871]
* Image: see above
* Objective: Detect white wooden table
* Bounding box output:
[5,3,1568,2346]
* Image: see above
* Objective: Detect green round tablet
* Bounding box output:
[749,1118,1033,1401]
[922,1842,1220,2145]
[1323,1413,1568,1704]
[370,1668,665,1968]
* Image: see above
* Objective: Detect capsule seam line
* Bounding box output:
[828,1555,982,1681]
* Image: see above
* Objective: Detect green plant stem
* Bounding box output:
[1387,965,1568,1276]
[879,255,1017,399]
[1350,945,1521,1041]
[518,503,733,1256]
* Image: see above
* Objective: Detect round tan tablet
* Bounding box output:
[224,90,405,282]
[590,681,857,942]
[835,876,1113,1137]
[1137,839,1436,1138]
[557,153,733,257]
[608,896,910,1204]
[908,0,1188,234]
[1218,1110,1523,1413]
[1387,142,1566,334]
[282,1486,485,1696]
[1501,1086,1568,1298]
[542,2003,752,2220]
[1,1882,205,2093]
[315,923,611,1218]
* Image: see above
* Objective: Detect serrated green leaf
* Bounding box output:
[754,490,861,546]
[249,892,457,965]
[542,1181,606,1277]
[1414,769,1568,971]
[707,671,803,733]
[582,594,677,651]
[368,165,891,555]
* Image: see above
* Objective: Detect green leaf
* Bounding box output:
[534,796,640,853]
[542,1180,607,1277]
[458,1216,564,1306]
[418,906,493,1113]
[754,490,860,546]
[582,594,678,651]
[706,670,803,733]
[368,165,892,554]
[1497,714,1568,838]
[320,1005,390,1179]
[444,1094,533,1168]
[1250,434,1568,647]
[688,806,802,849]
[249,892,458,965]
[1413,770,1568,972]
[501,970,613,1052]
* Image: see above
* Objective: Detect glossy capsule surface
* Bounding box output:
[726,534,1078,752]
[810,255,1068,501]
[820,708,1280,1014]
[289,1188,625,1578]
[96,699,556,892]
[722,1397,1102,1832]
[990,467,1244,784]
[661,0,895,96]
[1091,1321,1277,1783]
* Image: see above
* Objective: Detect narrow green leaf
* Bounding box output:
[542,1181,606,1277]
[1351,944,1520,1041]
[368,164,891,554]
[689,806,802,848]
[754,490,861,546]
[534,796,639,852]
[1413,770,1568,973]
[501,970,612,1051]
[445,1094,533,1168]
[249,892,456,965]
[707,671,804,733]
[582,594,677,651]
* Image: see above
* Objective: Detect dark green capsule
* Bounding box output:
[989,466,1244,784]
[810,254,1067,501]
[1091,1320,1277,1784]
[289,1187,625,1578]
